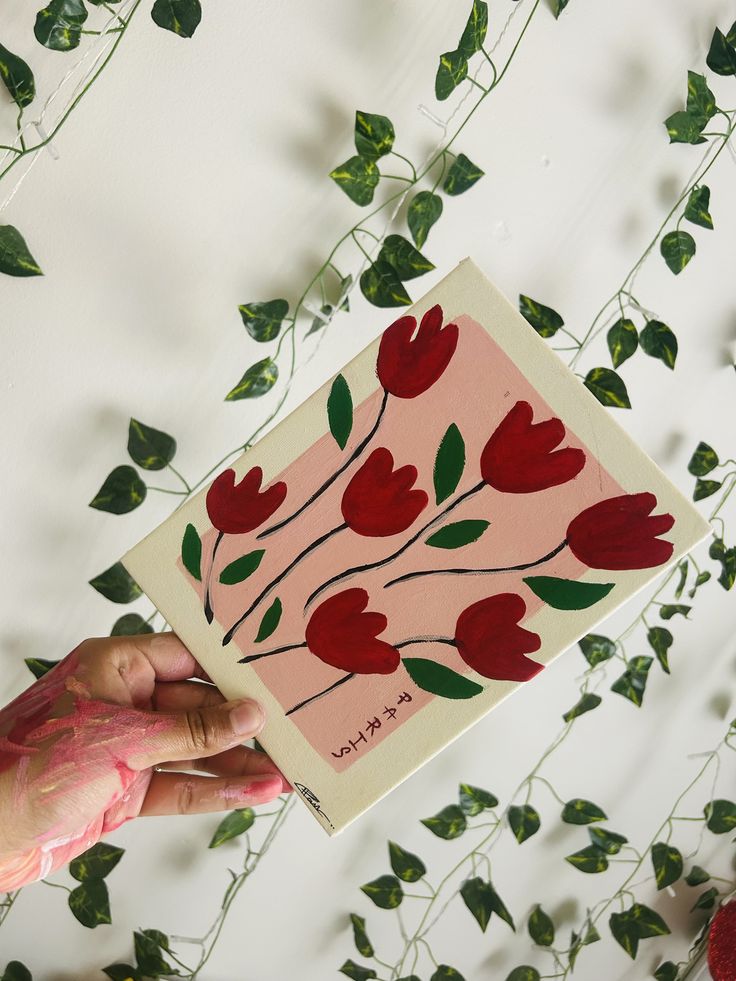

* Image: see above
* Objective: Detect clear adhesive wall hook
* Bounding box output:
[32,121,60,160]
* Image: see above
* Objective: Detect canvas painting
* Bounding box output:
[122,258,710,835]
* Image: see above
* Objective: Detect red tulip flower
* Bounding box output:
[377,304,459,399]
[341,447,428,537]
[480,400,586,493]
[566,492,674,570]
[454,594,543,682]
[206,467,287,535]
[305,588,400,674]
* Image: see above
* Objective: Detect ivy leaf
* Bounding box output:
[443,153,484,195]
[350,913,374,958]
[238,299,289,343]
[70,843,124,881]
[640,320,677,369]
[208,807,255,847]
[425,519,489,549]
[458,0,489,58]
[360,874,403,909]
[607,318,638,369]
[629,903,670,939]
[24,656,59,679]
[388,841,426,882]
[150,0,202,37]
[661,230,696,275]
[684,186,713,230]
[407,190,443,248]
[707,26,736,76]
[68,879,111,928]
[579,634,616,667]
[569,921,600,967]
[685,865,710,886]
[460,876,494,932]
[562,692,602,722]
[519,295,564,338]
[306,303,333,337]
[0,43,35,108]
[647,626,673,673]
[528,904,555,946]
[431,967,466,981]
[225,357,278,401]
[0,225,43,277]
[111,613,154,636]
[127,419,176,470]
[687,71,717,123]
[654,962,679,981]
[219,549,265,586]
[89,465,147,515]
[339,962,376,981]
[421,804,467,840]
[704,798,736,833]
[255,598,282,643]
[434,423,465,505]
[181,523,202,581]
[691,886,719,912]
[651,842,683,890]
[609,911,639,959]
[403,658,483,699]
[675,559,689,599]
[565,845,608,874]
[103,968,142,981]
[435,49,468,101]
[354,111,394,159]
[378,234,434,280]
[133,931,175,977]
[710,539,736,591]
[664,110,707,145]
[359,259,411,308]
[523,576,614,610]
[553,0,570,17]
[508,804,540,843]
[611,655,653,707]
[659,604,691,620]
[89,562,141,604]
[327,374,353,451]
[505,970,540,981]
[588,826,628,855]
[34,0,88,51]
[458,783,498,816]
[694,478,721,501]
[329,155,380,206]
[583,366,631,408]
[561,799,607,825]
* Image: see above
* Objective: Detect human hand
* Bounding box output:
[0,632,288,891]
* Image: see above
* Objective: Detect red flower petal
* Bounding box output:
[377,304,459,399]
[305,588,400,674]
[341,447,428,537]
[455,593,543,682]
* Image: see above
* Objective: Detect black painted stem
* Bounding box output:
[285,672,356,717]
[203,530,224,624]
[238,641,308,665]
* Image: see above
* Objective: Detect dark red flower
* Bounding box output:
[206,467,287,535]
[305,588,400,674]
[454,594,543,682]
[341,447,428,537]
[377,304,459,398]
[480,400,586,493]
[566,492,675,570]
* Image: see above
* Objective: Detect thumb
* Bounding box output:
[128,698,265,770]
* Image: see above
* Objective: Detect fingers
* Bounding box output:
[155,744,291,791]
[152,680,224,712]
[139,771,284,816]
[129,631,210,682]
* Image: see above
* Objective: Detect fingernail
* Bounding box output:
[229,699,264,735]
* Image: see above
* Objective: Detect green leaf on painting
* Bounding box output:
[562,692,602,722]
[255,598,282,643]
[127,418,176,471]
[354,111,395,159]
[0,225,43,277]
[225,357,278,401]
[150,0,202,37]
[647,626,673,673]
[443,153,484,195]
[378,234,434,281]
[607,318,638,369]
[458,0,489,57]
[561,799,607,825]
[327,374,353,451]
[70,843,124,881]
[694,478,721,501]
[388,841,426,882]
[407,190,443,249]
[359,259,412,308]
[435,49,468,101]
[68,879,111,928]
[339,961,377,981]
[583,366,631,408]
[707,26,736,76]
[182,523,202,581]
[89,465,147,515]
[588,826,628,855]
[684,186,713,230]
[704,798,736,834]
[330,155,380,206]
[34,0,88,51]
[524,576,614,610]
[685,865,710,886]
[579,633,616,667]
[208,807,255,847]
[528,904,555,946]
[459,783,498,816]
[360,874,403,909]
[508,804,540,844]
[611,655,653,707]
[640,320,677,369]
[651,842,683,890]
[688,441,719,475]
[426,519,488,550]
[350,913,374,958]
[565,845,608,874]
[519,294,564,338]
[111,613,154,636]
[421,804,467,840]
[659,604,691,620]
[238,299,289,343]
[434,423,465,505]
[0,43,35,108]
[403,658,483,699]
[661,230,696,275]
[89,562,141,604]
[219,549,265,586]
[24,657,59,679]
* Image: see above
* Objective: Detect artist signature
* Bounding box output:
[294,782,334,830]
